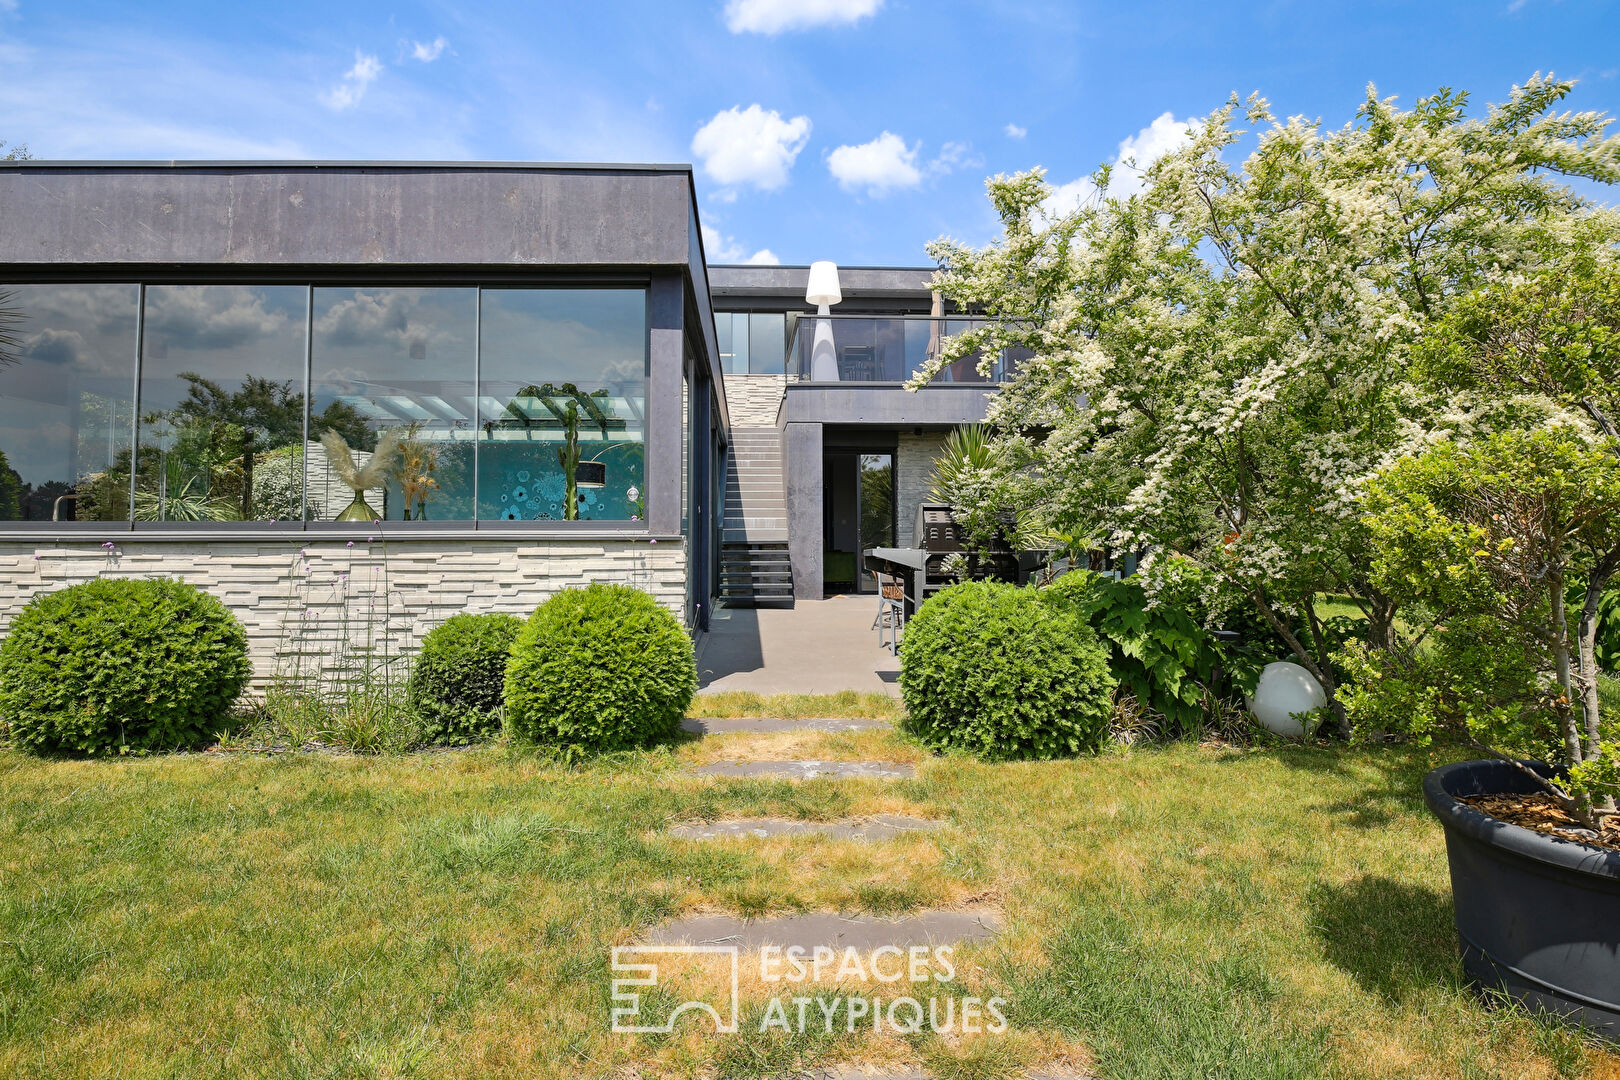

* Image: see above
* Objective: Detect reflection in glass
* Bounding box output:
[747,312,785,374]
[788,317,1003,383]
[859,453,894,550]
[0,284,137,520]
[717,312,746,375]
[310,288,476,521]
[137,286,308,522]
[478,289,647,522]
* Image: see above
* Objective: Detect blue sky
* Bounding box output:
[1,0,1617,266]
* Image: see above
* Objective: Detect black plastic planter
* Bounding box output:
[1424,759,1620,1040]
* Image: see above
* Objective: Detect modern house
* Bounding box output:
[0,160,1005,672]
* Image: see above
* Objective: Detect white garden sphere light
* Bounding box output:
[1246,662,1327,736]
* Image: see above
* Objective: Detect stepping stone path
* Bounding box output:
[682,716,893,734]
[643,909,1001,951]
[657,714,1080,1080]
[668,814,942,842]
[690,759,915,780]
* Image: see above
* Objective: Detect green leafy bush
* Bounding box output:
[1040,570,1224,733]
[899,580,1115,759]
[0,577,251,754]
[1355,429,1620,822]
[504,583,696,755]
[407,612,523,745]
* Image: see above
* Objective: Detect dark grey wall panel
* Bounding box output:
[780,384,992,426]
[0,164,694,267]
[784,422,824,600]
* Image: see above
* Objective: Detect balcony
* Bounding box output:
[784,314,1028,384]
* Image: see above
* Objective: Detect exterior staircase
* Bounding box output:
[719,425,793,607]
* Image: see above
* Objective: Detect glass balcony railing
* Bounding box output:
[784,314,1029,384]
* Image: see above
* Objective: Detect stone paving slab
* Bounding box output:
[681,716,894,735]
[643,909,1001,951]
[689,760,916,780]
[668,814,942,842]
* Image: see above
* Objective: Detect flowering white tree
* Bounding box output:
[915,77,1620,727]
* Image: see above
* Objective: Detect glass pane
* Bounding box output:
[717,312,743,376]
[860,453,894,550]
[309,288,476,522]
[905,319,935,381]
[724,312,748,375]
[477,288,647,522]
[137,285,307,522]
[0,284,137,521]
[942,318,991,383]
[748,312,785,375]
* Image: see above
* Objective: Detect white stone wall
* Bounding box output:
[0,537,687,684]
[720,374,787,427]
[896,431,950,547]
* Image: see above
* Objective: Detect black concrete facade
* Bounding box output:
[709,264,995,601]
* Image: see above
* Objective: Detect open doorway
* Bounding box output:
[823,450,894,594]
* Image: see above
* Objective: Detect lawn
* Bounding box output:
[1,726,1614,1079]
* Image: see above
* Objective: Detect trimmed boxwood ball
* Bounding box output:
[407,612,524,745]
[0,577,251,755]
[504,582,697,754]
[899,580,1116,760]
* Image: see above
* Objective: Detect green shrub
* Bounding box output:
[899,580,1115,759]
[1568,582,1620,674]
[504,583,696,755]
[407,612,523,745]
[0,577,251,755]
[1041,570,1225,734]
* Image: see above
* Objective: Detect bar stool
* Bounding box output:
[872,571,906,654]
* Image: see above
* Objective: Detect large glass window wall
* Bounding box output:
[0,282,648,526]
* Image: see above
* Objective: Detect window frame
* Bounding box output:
[0,271,669,539]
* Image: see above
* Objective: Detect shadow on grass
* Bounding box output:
[995,910,1333,1080]
[1307,875,1461,1004]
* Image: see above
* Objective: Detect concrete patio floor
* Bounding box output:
[696,594,902,695]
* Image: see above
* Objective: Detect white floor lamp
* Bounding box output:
[806,260,842,381]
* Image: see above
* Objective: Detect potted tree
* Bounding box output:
[1351,266,1620,1019]
[1349,262,1620,1036]
[1354,425,1620,1035]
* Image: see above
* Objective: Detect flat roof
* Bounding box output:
[0,159,695,172]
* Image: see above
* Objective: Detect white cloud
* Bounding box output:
[321,51,382,110]
[827,131,921,195]
[0,1,18,14]
[724,0,882,35]
[691,104,812,191]
[929,139,981,175]
[410,36,449,62]
[1004,123,1027,139]
[700,223,780,265]
[1042,111,1197,220]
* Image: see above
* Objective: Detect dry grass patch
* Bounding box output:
[690,691,904,721]
[675,727,925,767]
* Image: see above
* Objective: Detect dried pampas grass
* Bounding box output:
[320,429,402,492]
